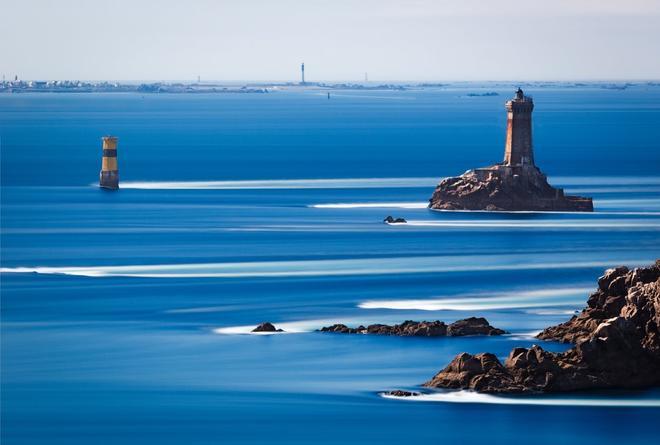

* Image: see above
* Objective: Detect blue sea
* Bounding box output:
[2,86,660,444]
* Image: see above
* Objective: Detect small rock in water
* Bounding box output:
[383,216,407,224]
[383,390,421,397]
[252,322,284,333]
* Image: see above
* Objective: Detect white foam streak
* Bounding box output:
[311,202,428,209]
[1,257,652,279]
[213,318,343,335]
[403,219,660,229]
[119,178,437,190]
[312,205,660,216]
[381,390,660,408]
[359,287,591,311]
[525,309,579,316]
[114,176,660,191]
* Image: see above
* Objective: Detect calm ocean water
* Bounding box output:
[2,87,660,444]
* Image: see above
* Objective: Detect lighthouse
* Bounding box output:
[503,88,535,166]
[99,136,119,189]
[429,88,593,212]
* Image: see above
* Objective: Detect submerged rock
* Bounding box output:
[384,216,407,224]
[318,318,505,337]
[252,322,284,333]
[424,260,660,393]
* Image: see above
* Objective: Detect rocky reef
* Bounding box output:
[429,164,593,212]
[424,260,660,393]
[319,317,506,337]
[252,322,284,333]
[383,216,407,224]
[382,390,421,397]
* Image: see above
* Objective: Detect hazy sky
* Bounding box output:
[1,0,659,81]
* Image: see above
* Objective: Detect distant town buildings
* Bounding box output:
[0,80,269,94]
[0,79,650,95]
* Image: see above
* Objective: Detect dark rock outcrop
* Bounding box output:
[382,390,421,397]
[384,216,407,224]
[447,317,507,336]
[319,323,367,334]
[424,260,660,393]
[429,165,593,212]
[252,322,284,333]
[424,352,522,393]
[537,265,633,343]
[319,318,505,337]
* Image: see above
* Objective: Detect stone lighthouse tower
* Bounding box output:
[428,88,593,212]
[503,88,534,166]
[99,136,119,189]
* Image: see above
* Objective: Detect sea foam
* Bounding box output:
[1,256,653,279]
[381,390,660,407]
[213,318,353,335]
[358,287,591,311]
[402,219,660,229]
[310,202,428,209]
[0,253,654,278]
[118,177,437,190]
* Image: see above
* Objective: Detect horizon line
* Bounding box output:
[4,78,660,83]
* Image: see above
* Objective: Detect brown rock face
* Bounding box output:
[319,323,368,334]
[446,317,506,336]
[425,352,522,393]
[429,164,592,212]
[252,322,284,332]
[536,265,631,343]
[382,390,421,397]
[424,260,660,393]
[318,318,506,337]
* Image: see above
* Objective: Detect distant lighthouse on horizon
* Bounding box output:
[300,62,305,85]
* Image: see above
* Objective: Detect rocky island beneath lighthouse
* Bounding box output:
[429,89,593,212]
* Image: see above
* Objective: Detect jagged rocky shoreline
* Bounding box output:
[422,260,660,394]
[319,317,506,337]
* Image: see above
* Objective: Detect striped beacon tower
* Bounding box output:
[99,136,119,189]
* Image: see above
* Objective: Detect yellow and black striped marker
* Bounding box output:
[99,136,119,189]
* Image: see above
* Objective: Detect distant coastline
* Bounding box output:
[1,80,658,94]
[465,91,499,97]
